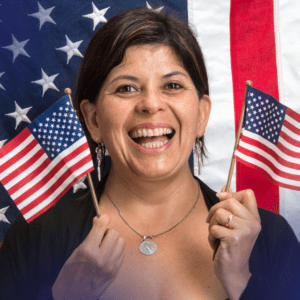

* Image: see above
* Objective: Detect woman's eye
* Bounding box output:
[165,83,182,90]
[116,85,136,93]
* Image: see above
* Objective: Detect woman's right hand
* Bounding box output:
[52,214,125,300]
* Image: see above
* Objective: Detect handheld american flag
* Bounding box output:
[0,95,94,222]
[235,86,300,191]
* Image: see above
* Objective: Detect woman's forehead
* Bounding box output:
[106,44,186,78]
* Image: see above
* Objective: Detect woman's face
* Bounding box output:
[81,44,211,180]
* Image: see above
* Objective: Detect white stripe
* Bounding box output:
[278,136,300,153]
[22,160,94,220]
[190,0,236,192]
[277,0,300,240]
[242,130,300,163]
[235,149,300,187]
[0,134,35,168]
[0,143,42,181]
[5,153,48,190]
[281,125,300,141]
[239,139,300,175]
[14,144,89,206]
[285,114,300,129]
[11,137,87,200]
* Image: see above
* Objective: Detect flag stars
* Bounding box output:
[0,72,6,90]
[32,69,59,97]
[56,35,83,64]
[83,3,110,30]
[5,101,32,129]
[2,34,30,63]
[0,206,11,224]
[28,2,56,30]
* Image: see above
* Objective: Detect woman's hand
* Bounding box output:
[52,214,125,300]
[206,188,261,300]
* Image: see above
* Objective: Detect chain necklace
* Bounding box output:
[104,181,201,255]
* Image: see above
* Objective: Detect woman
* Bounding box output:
[0,7,299,300]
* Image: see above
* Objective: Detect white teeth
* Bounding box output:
[130,127,174,138]
[142,129,147,137]
[138,129,143,137]
[147,129,154,137]
[141,139,169,149]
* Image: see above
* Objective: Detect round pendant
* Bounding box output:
[139,241,157,255]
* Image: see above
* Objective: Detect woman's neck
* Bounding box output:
[101,164,206,234]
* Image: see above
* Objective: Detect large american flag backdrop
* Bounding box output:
[0,0,300,245]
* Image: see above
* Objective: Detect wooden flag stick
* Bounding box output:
[64,88,101,217]
[212,80,252,261]
[225,80,253,192]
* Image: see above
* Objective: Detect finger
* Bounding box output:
[208,224,230,249]
[220,186,232,193]
[84,214,111,248]
[216,189,260,222]
[207,198,255,224]
[208,208,239,232]
[100,230,125,260]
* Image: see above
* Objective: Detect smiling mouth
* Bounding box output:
[128,127,175,149]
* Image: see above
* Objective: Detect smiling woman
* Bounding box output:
[0,7,300,300]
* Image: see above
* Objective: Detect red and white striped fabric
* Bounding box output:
[190,0,300,240]
[0,96,94,223]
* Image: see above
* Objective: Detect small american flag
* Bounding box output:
[0,95,94,222]
[235,86,300,191]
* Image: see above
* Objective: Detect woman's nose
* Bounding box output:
[135,89,167,114]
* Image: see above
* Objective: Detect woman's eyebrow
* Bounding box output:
[109,71,188,86]
[161,71,188,80]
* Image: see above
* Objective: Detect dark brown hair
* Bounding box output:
[74,7,209,166]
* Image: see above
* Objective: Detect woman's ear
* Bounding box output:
[80,99,102,143]
[197,94,211,138]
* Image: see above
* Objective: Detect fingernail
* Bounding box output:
[216,192,227,199]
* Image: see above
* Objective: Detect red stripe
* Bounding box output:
[0,128,31,159]
[279,131,300,147]
[283,119,300,136]
[240,135,300,170]
[277,141,300,159]
[235,155,300,191]
[14,142,89,205]
[2,148,45,187]
[237,145,300,181]
[230,0,279,213]
[26,165,94,223]
[7,156,51,195]
[0,138,38,174]
[286,107,300,122]
[20,154,93,216]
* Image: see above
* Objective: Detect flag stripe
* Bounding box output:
[7,154,50,194]
[235,150,300,190]
[237,144,300,178]
[25,161,94,222]
[20,154,93,215]
[286,107,300,123]
[3,150,47,188]
[284,119,300,135]
[279,131,300,147]
[191,0,236,191]
[240,133,300,167]
[14,140,90,205]
[230,0,280,213]
[277,140,300,156]
[0,128,33,162]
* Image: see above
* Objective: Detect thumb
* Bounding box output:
[84,214,111,248]
[220,185,232,193]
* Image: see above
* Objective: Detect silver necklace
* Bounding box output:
[104,181,201,256]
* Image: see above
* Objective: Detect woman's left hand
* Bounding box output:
[206,188,261,300]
